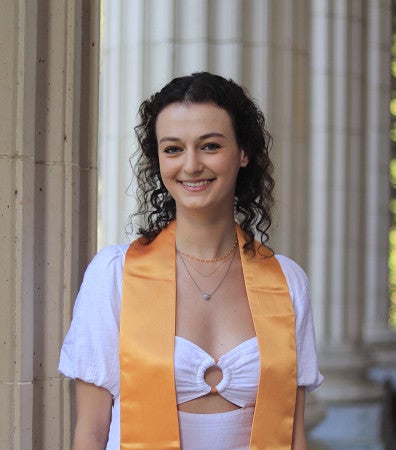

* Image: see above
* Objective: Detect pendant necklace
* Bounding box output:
[178,247,236,300]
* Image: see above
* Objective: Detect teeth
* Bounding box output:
[183,180,210,187]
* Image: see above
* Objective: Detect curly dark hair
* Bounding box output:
[130,72,274,254]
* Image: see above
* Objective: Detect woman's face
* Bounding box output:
[156,102,248,216]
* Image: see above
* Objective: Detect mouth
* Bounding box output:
[178,179,214,191]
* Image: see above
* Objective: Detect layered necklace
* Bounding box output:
[177,238,238,301]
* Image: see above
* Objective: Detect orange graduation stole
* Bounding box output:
[120,222,297,449]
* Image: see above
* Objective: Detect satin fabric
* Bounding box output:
[120,221,296,449]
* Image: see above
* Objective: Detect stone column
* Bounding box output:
[363,0,393,349]
[364,3,396,447]
[307,1,393,448]
[0,1,99,448]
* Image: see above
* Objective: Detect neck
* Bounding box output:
[175,212,237,261]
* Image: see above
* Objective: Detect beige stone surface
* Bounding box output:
[1,0,99,448]
[32,377,72,449]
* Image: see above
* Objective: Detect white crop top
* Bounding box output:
[175,336,259,407]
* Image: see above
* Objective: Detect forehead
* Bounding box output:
[156,102,235,137]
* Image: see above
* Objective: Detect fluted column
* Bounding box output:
[363,0,393,348]
[0,1,99,448]
[307,1,392,447]
[364,4,395,445]
[264,0,311,264]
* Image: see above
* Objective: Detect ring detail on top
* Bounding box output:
[174,336,259,407]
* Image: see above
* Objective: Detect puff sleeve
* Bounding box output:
[276,255,324,392]
[58,245,128,398]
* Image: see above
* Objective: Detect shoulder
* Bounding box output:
[72,244,130,318]
[80,244,129,287]
[274,255,311,319]
[86,244,129,274]
[275,255,309,294]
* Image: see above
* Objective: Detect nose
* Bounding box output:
[183,149,203,174]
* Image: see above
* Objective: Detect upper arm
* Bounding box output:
[292,386,307,450]
[72,379,113,450]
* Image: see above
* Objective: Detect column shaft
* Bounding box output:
[0,1,99,448]
[307,1,393,446]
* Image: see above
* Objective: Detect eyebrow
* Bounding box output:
[159,132,226,144]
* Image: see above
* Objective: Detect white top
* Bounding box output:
[178,407,254,450]
[175,336,259,407]
[59,244,323,450]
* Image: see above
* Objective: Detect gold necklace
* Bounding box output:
[180,254,231,277]
[178,249,236,300]
[177,238,238,263]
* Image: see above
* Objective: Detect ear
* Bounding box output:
[240,149,249,168]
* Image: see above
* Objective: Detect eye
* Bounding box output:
[163,146,183,155]
[202,142,220,151]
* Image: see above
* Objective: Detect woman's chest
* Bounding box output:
[175,261,256,360]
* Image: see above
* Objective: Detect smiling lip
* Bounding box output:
[178,179,214,191]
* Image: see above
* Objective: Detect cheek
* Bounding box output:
[158,161,170,180]
[158,160,177,187]
[158,155,168,176]
[219,156,243,175]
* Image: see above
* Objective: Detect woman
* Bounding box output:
[59,72,323,449]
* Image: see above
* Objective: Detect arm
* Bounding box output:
[291,386,307,450]
[72,379,113,450]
